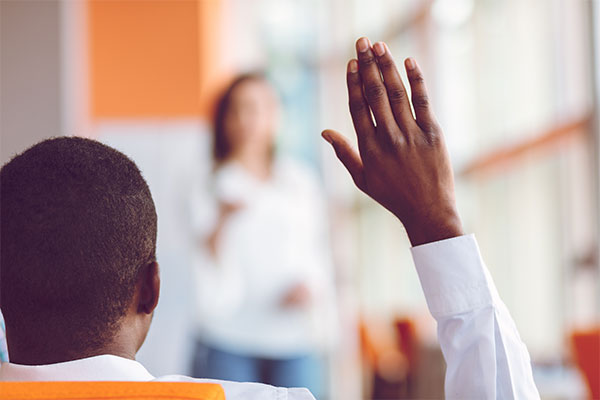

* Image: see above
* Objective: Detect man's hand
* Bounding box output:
[322,38,463,246]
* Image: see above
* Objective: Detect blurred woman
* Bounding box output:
[189,73,336,397]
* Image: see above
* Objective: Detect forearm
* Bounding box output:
[412,235,540,399]
[204,202,239,258]
[437,302,539,399]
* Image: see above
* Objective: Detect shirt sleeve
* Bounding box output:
[411,234,540,399]
[287,388,317,400]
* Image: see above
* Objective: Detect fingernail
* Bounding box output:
[373,42,385,57]
[321,131,333,144]
[405,58,416,70]
[357,37,369,53]
[348,59,358,73]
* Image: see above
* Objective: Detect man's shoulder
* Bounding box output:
[152,375,316,400]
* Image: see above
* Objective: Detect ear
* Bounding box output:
[137,262,160,315]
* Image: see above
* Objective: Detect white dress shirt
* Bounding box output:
[0,234,539,399]
[0,354,314,400]
[412,234,540,399]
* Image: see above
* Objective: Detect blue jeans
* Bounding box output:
[191,342,323,398]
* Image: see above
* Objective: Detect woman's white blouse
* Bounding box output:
[189,158,337,358]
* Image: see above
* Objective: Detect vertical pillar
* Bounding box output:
[0,0,64,164]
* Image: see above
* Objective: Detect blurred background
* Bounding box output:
[1,0,599,398]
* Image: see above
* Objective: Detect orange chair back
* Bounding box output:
[572,328,600,400]
[0,381,225,400]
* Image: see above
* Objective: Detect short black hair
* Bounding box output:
[0,137,157,362]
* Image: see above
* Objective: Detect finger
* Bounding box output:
[347,58,375,151]
[373,42,415,134]
[322,129,366,191]
[355,37,397,132]
[405,58,438,132]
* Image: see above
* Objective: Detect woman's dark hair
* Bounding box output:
[212,72,270,165]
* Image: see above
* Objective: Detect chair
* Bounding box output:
[571,328,600,400]
[0,381,225,400]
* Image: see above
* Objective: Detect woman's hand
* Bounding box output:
[280,283,311,309]
[205,201,244,259]
[322,38,463,246]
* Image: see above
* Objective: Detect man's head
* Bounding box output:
[0,137,160,365]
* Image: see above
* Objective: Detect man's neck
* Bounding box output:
[6,327,139,365]
[7,346,136,366]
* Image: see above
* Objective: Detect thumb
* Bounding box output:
[322,129,366,191]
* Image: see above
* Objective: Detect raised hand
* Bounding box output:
[322,38,463,246]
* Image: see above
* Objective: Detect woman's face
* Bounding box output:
[223,79,278,155]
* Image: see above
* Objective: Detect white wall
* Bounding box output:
[0,0,64,164]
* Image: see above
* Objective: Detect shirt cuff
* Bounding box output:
[411,234,496,319]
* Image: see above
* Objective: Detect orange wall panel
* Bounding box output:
[89,0,201,118]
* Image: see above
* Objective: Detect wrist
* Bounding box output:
[404,209,464,247]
